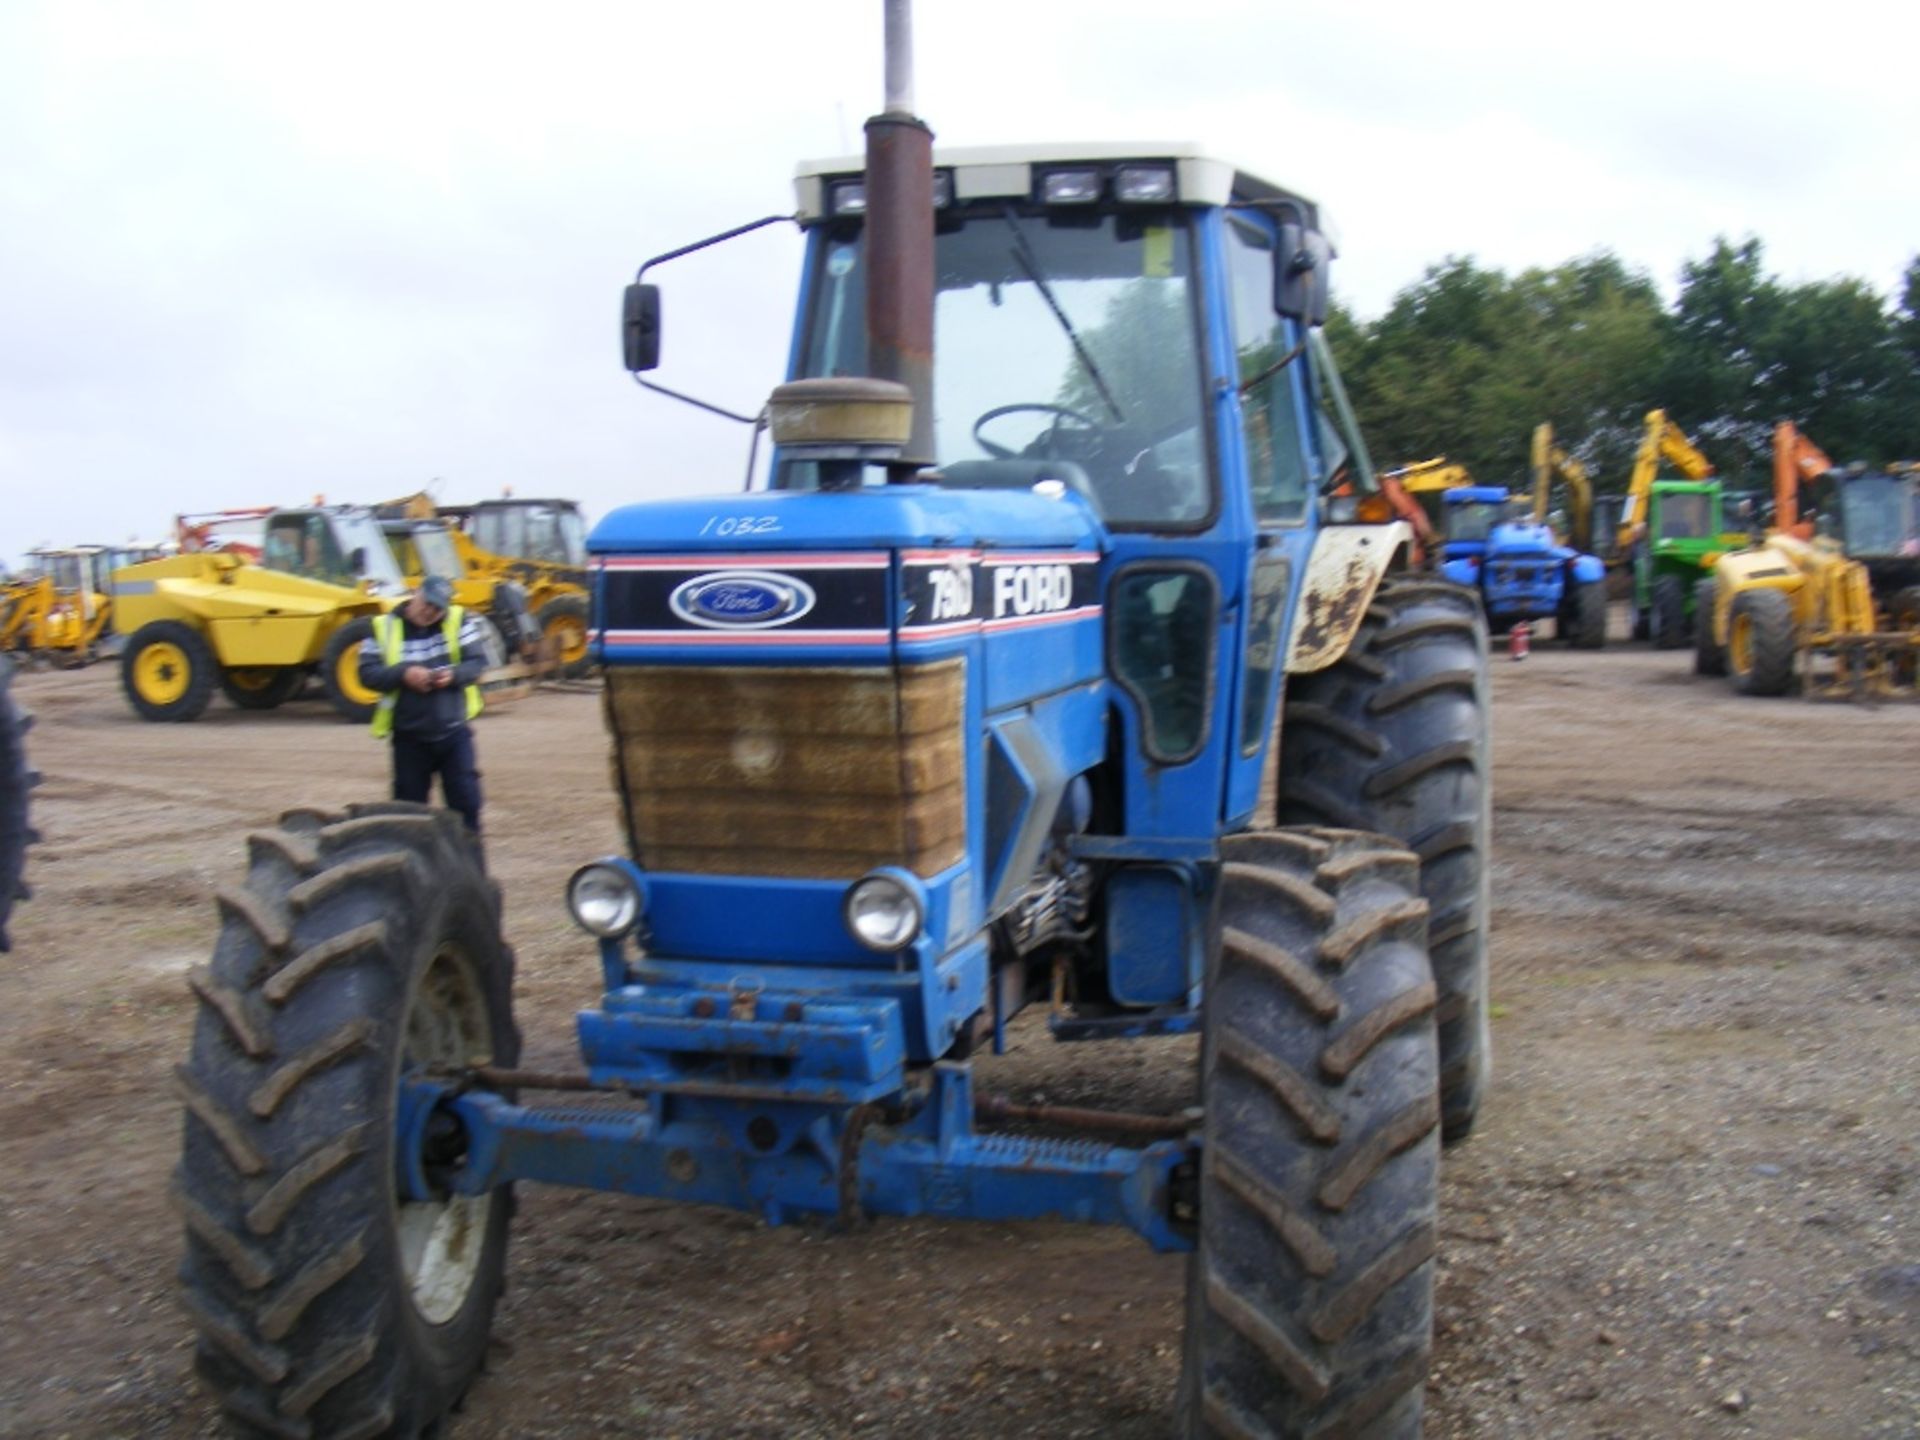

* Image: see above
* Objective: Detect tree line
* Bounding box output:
[1328,239,1920,493]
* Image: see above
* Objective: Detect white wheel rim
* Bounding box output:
[397,944,493,1326]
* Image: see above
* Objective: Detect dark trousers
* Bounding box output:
[391,726,483,835]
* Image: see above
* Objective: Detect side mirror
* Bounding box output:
[348,547,368,575]
[623,283,661,372]
[1274,223,1332,325]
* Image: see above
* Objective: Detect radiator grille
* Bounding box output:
[605,660,965,880]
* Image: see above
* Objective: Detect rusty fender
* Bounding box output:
[1285,521,1412,673]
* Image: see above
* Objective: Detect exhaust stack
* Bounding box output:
[863,0,936,473]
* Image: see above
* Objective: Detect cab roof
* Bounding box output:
[793,141,1324,232]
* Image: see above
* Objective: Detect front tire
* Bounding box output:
[535,594,592,679]
[1180,828,1439,1439]
[1693,578,1727,677]
[1569,578,1607,650]
[1277,577,1491,1143]
[1728,588,1797,696]
[1649,574,1687,649]
[0,657,35,951]
[321,618,380,723]
[123,619,218,722]
[175,803,519,1439]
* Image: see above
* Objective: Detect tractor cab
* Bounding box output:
[1439,486,1530,557]
[259,506,407,595]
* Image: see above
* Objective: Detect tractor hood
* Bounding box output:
[589,484,1104,557]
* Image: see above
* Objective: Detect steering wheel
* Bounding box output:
[972,402,1103,460]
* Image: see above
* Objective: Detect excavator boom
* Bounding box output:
[1530,423,1595,555]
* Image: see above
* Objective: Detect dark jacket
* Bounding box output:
[357,609,490,738]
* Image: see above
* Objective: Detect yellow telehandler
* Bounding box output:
[113,506,402,721]
[1697,424,1920,697]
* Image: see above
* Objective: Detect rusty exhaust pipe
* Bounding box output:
[864,0,936,474]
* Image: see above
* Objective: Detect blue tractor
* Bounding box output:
[1438,486,1608,647]
[173,47,1493,1440]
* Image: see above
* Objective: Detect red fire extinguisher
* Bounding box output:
[1509,620,1531,660]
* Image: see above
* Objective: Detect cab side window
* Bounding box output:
[1224,218,1311,523]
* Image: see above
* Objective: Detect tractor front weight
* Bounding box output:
[400,1061,1194,1251]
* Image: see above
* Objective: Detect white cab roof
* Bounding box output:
[793,141,1323,230]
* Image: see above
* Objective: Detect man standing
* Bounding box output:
[358,574,490,837]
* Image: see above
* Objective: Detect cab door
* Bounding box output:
[1218,211,1322,827]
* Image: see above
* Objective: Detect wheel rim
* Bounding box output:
[395,943,493,1326]
[226,667,277,692]
[334,644,379,706]
[548,614,588,666]
[134,641,192,704]
[1729,613,1752,676]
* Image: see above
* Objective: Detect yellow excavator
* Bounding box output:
[1697,422,1919,697]
[1529,424,1596,554]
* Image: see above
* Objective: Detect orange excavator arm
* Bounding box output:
[1772,421,1835,540]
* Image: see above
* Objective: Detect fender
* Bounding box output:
[1570,553,1606,585]
[1286,521,1413,673]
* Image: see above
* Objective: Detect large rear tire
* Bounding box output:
[1693,578,1727,677]
[1728,588,1797,696]
[0,657,35,951]
[1276,577,1491,1143]
[220,667,305,712]
[535,593,592,679]
[320,618,380,723]
[175,803,519,1439]
[123,619,219,722]
[1649,574,1687,650]
[1180,827,1439,1439]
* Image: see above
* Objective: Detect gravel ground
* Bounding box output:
[0,626,1915,1438]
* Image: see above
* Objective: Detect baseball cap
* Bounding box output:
[419,574,454,610]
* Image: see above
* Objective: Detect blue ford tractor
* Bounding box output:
[1438,486,1608,647]
[173,31,1491,1439]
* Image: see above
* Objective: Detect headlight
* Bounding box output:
[568,862,642,938]
[843,870,925,952]
[830,180,867,215]
[1040,169,1101,205]
[1114,165,1175,203]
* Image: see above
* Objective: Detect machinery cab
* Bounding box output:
[461,498,589,571]
[259,506,408,596]
[585,142,1392,1050]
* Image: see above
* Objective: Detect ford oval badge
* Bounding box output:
[669,570,817,630]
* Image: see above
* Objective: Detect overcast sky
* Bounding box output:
[3,0,1916,566]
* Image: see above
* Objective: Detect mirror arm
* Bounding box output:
[631,373,762,426]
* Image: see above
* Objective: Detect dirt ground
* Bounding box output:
[2,624,1917,1439]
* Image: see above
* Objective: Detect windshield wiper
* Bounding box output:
[1001,206,1125,424]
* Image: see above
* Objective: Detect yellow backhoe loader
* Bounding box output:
[2,548,115,664]
[378,492,593,676]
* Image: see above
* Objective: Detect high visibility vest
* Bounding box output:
[369,605,483,738]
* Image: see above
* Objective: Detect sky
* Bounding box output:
[3,0,1916,566]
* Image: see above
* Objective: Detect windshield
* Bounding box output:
[262,511,404,590]
[1445,500,1508,543]
[412,526,463,578]
[1838,475,1920,557]
[1655,490,1716,540]
[44,555,87,592]
[784,208,1209,527]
